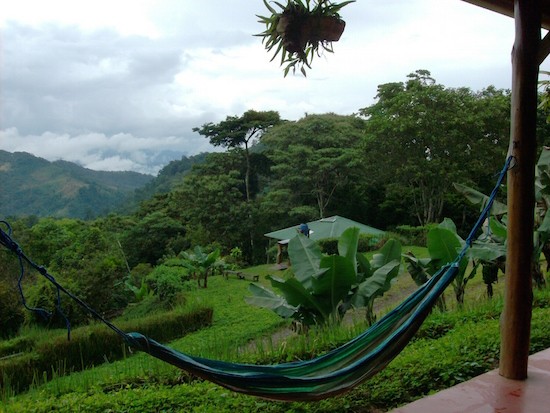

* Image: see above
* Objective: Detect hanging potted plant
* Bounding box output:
[257,0,355,76]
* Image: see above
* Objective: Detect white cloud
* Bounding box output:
[0,0,531,173]
[0,128,214,175]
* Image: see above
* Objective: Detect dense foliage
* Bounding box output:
[247,228,402,326]
[359,70,510,227]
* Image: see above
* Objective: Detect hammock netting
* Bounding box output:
[0,156,511,402]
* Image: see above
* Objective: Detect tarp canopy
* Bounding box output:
[264,215,384,242]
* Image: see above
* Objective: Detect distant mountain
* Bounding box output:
[0,150,154,219]
[133,152,209,200]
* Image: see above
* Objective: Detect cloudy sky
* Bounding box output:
[0,0,539,175]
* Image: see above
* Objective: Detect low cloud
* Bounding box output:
[0,128,215,175]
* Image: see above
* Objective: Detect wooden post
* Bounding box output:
[499,0,540,380]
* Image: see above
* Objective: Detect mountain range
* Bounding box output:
[0,150,154,219]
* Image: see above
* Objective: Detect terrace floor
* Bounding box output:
[389,347,550,413]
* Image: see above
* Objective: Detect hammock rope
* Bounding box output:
[0,156,512,401]
[0,220,138,346]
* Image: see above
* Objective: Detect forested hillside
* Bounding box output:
[133,152,209,200]
[0,150,153,219]
[4,72,542,267]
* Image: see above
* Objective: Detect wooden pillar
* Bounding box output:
[499,0,540,380]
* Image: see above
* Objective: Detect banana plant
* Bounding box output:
[180,246,224,289]
[344,236,402,325]
[452,147,550,289]
[403,251,446,311]
[124,277,153,302]
[402,218,506,306]
[246,227,402,327]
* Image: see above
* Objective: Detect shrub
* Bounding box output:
[23,276,91,328]
[0,282,25,339]
[146,265,193,302]
[317,233,383,255]
[0,336,35,359]
[317,237,339,255]
[223,247,246,269]
[0,251,26,338]
[0,305,213,395]
[393,225,433,246]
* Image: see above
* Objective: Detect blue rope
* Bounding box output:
[0,221,134,345]
[0,221,53,321]
[457,155,513,261]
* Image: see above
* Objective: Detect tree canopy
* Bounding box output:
[193,110,281,202]
[261,113,366,221]
[359,70,510,226]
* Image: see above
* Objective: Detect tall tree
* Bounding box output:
[172,152,253,259]
[359,70,509,227]
[193,110,281,202]
[261,113,366,220]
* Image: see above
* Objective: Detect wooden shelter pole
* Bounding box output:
[499,0,540,380]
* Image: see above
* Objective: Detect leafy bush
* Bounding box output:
[0,250,26,338]
[0,336,35,359]
[223,247,246,269]
[0,281,25,339]
[317,237,339,255]
[318,233,384,255]
[145,265,193,302]
[394,224,433,246]
[0,305,213,395]
[23,276,91,328]
[117,294,162,320]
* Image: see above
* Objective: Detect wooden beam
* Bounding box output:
[499,0,540,380]
[460,0,550,29]
[461,0,515,18]
[539,31,550,64]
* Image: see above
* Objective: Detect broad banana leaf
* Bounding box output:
[245,283,297,318]
[313,255,356,312]
[402,252,432,286]
[267,275,327,318]
[438,217,458,234]
[453,182,507,216]
[288,234,324,289]
[466,242,506,262]
[488,216,507,242]
[370,239,402,272]
[428,227,467,273]
[356,252,371,284]
[349,260,401,308]
[338,227,360,273]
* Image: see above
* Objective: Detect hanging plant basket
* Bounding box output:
[257,0,354,76]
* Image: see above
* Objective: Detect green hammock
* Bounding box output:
[0,156,511,402]
[127,263,458,401]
